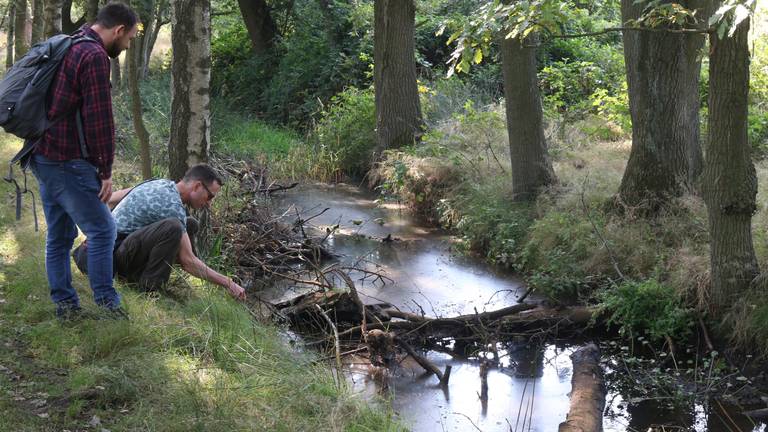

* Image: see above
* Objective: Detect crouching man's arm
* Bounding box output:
[177,232,246,300]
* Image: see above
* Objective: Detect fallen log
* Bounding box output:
[339,305,595,339]
[559,343,606,432]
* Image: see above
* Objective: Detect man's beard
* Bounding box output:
[106,42,121,59]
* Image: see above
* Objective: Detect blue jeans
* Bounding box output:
[31,154,120,309]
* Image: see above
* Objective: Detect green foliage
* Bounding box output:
[600,279,695,342]
[311,87,376,177]
[211,107,301,159]
[211,0,371,127]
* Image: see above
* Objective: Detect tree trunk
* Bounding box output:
[111,57,121,88]
[373,0,423,159]
[61,0,84,33]
[14,0,29,58]
[43,0,63,38]
[236,0,275,54]
[168,0,211,181]
[128,37,152,179]
[142,15,161,77]
[31,0,43,44]
[6,2,15,69]
[500,32,556,201]
[700,10,757,314]
[559,344,606,432]
[85,0,98,23]
[617,0,711,211]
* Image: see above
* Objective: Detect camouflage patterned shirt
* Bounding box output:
[112,179,187,235]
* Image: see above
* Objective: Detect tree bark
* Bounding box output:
[236,0,275,54]
[558,344,606,432]
[700,9,757,314]
[617,0,711,211]
[61,0,84,33]
[168,0,211,181]
[500,32,556,201]
[43,0,63,38]
[85,0,98,23]
[6,2,15,68]
[142,1,169,78]
[128,36,152,179]
[110,57,121,88]
[373,0,423,159]
[31,0,43,44]
[14,0,29,58]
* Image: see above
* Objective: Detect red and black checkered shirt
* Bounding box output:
[34,26,115,180]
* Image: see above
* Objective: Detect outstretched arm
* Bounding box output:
[107,187,133,209]
[177,232,246,300]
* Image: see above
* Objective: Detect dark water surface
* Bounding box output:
[264,183,766,432]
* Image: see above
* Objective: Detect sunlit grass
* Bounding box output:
[0,133,400,431]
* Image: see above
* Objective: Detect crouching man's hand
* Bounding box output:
[227,279,246,301]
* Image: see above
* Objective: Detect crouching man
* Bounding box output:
[74,164,246,300]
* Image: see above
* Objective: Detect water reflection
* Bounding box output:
[272,184,767,432]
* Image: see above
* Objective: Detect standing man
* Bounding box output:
[30,3,139,319]
[74,165,247,300]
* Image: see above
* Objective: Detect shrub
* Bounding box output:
[311,87,376,177]
[599,279,695,342]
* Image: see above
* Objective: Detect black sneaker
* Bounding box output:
[55,304,83,323]
[101,306,130,321]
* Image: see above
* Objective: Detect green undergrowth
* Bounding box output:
[371,103,768,353]
[0,137,400,431]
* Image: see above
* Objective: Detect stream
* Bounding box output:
[259,183,767,432]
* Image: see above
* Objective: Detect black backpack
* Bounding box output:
[1,33,96,230]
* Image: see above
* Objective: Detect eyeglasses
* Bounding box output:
[200,181,216,201]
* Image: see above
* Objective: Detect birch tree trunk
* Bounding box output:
[43,0,63,38]
[373,0,423,159]
[617,0,712,211]
[700,9,758,314]
[500,32,556,201]
[168,0,211,181]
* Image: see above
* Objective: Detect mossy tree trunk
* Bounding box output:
[237,0,275,55]
[111,57,121,88]
[168,0,211,181]
[700,10,758,314]
[30,0,43,44]
[127,20,151,178]
[85,0,98,23]
[43,0,63,38]
[14,0,29,58]
[500,32,555,202]
[617,0,712,211]
[6,2,15,68]
[373,0,423,159]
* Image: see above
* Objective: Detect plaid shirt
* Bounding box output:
[34,26,114,180]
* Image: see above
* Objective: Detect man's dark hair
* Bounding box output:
[95,3,139,29]
[183,164,224,187]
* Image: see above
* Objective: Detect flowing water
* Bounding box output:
[259,183,767,432]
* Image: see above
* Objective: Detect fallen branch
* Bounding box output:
[315,305,342,372]
[395,336,452,386]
